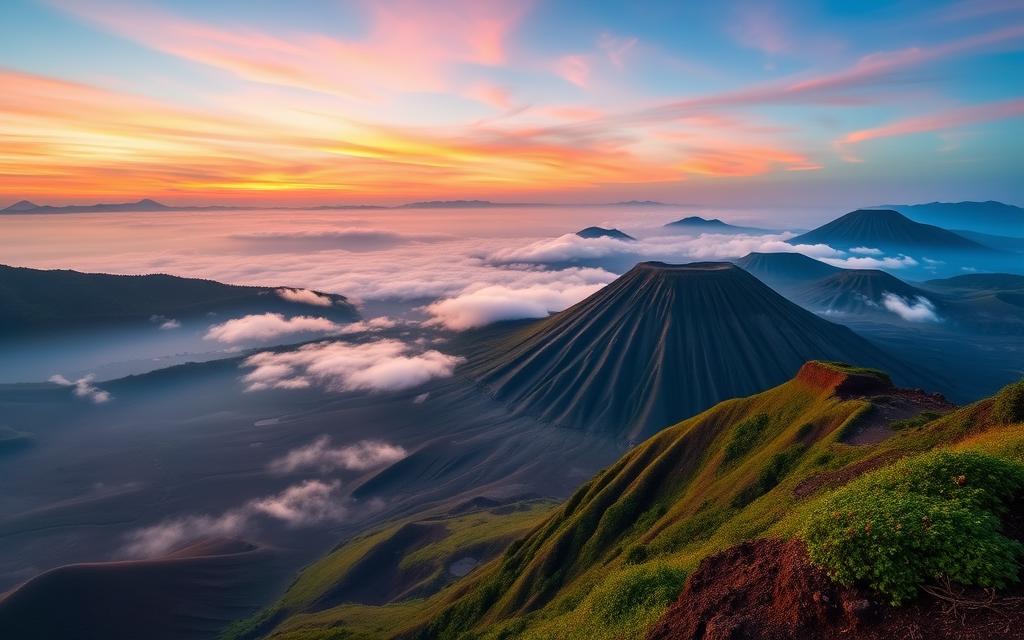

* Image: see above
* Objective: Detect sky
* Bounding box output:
[1,0,1023,207]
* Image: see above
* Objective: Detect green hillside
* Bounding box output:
[228,364,1024,640]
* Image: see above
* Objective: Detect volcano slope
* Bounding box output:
[464,262,918,442]
[788,209,986,252]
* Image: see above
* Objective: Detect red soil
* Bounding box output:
[646,538,1024,640]
[794,361,892,396]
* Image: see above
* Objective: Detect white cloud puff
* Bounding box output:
[205,313,343,344]
[269,436,407,474]
[881,292,941,322]
[277,287,334,307]
[423,281,606,330]
[338,316,399,334]
[149,314,181,330]
[822,255,919,270]
[121,479,345,558]
[49,373,111,403]
[849,246,883,255]
[240,339,464,393]
[490,232,843,266]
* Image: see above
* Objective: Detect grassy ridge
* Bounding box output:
[231,365,1024,640]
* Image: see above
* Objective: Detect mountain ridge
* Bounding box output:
[789,209,986,251]
[465,261,919,441]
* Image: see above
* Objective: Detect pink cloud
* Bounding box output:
[837,99,1024,154]
[555,55,590,88]
[599,33,638,69]
[54,0,530,98]
[466,83,515,110]
[729,3,791,55]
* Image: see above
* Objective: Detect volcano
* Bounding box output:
[663,216,771,235]
[795,269,938,317]
[788,209,985,251]
[466,261,915,441]
[575,226,636,240]
[734,252,840,290]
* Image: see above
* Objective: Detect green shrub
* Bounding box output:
[993,381,1024,425]
[804,451,1024,604]
[732,444,807,507]
[588,564,687,624]
[723,413,769,464]
[652,505,731,555]
[623,544,648,565]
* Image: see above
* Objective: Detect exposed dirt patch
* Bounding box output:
[793,453,903,498]
[794,361,892,396]
[645,538,1024,640]
[841,389,954,445]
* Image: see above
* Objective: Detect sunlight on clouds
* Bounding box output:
[240,339,464,392]
[121,479,349,558]
[269,436,407,474]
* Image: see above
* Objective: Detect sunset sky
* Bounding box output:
[2,0,1023,206]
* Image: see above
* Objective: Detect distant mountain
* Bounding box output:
[608,200,668,206]
[1,200,40,212]
[0,265,358,333]
[795,269,934,317]
[924,273,1024,291]
[664,216,772,235]
[880,201,1024,237]
[575,226,636,241]
[950,229,1024,253]
[465,261,915,441]
[734,252,841,290]
[2,198,171,214]
[398,200,537,209]
[789,209,987,252]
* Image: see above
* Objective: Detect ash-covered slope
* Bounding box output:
[789,209,987,252]
[466,261,914,441]
[795,269,935,317]
[733,252,841,290]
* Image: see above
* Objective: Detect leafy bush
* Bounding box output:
[732,444,807,507]
[804,450,1024,604]
[723,413,769,464]
[651,505,731,555]
[588,564,687,624]
[993,380,1024,425]
[623,544,648,565]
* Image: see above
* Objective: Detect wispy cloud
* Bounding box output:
[423,281,606,330]
[269,436,407,474]
[881,292,941,322]
[836,98,1024,158]
[240,339,464,392]
[49,373,111,403]
[121,479,347,557]
[205,313,343,344]
[150,314,182,329]
[277,288,334,307]
[53,0,529,99]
